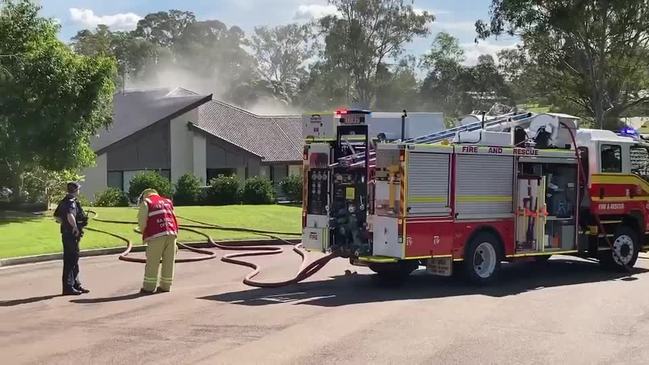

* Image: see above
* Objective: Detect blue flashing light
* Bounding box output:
[618,126,639,140]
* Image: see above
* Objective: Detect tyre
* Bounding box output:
[369,260,418,281]
[462,231,502,285]
[599,225,639,271]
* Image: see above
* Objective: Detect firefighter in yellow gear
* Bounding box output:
[137,188,179,294]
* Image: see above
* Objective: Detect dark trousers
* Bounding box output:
[62,233,81,289]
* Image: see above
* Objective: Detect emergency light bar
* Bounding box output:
[618,126,639,140]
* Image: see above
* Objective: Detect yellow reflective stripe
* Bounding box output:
[409,196,447,203]
[591,173,649,194]
[506,250,577,258]
[357,256,399,263]
[405,255,452,259]
[143,277,157,282]
[457,195,512,202]
[160,277,173,282]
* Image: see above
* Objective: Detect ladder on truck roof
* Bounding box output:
[330,111,536,168]
[403,111,533,144]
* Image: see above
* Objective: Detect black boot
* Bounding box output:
[62,287,82,296]
[74,285,90,294]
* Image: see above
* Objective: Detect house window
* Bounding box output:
[107,171,124,190]
[207,168,237,182]
[270,165,288,183]
[601,144,622,173]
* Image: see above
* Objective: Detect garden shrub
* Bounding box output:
[242,176,275,204]
[174,173,202,205]
[94,187,129,207]
[206,175,240,205]
[128,171,172,202]
[280,175,303,203]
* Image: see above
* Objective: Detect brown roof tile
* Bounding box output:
[197,100,302,163]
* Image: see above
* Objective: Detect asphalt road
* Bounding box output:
[3,248,649,365]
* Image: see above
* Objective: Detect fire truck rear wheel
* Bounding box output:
[462,232,502,285]
[599,225,639,271]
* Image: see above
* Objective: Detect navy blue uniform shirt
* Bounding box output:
[59,194,78,234]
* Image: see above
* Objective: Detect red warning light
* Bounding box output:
[335,108,348,115]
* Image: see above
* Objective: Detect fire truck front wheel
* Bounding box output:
[462,232,503,285]
[599,225,639,271]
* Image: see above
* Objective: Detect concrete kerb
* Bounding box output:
[0,238,302,268]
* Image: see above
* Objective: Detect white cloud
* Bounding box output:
[69,8,142,31]
[414,8,451,16]
[432,21,476,34]
[294,4,340,20]
[461,41,519,66]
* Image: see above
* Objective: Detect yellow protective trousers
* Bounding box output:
[142,234,177,292]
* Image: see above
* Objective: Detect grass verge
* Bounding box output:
[0,205,301,259]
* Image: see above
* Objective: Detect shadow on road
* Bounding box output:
[70,292,154,304]
[200,259,649,307]
[0,294,59,307]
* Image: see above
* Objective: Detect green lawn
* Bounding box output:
[0,205,301,259]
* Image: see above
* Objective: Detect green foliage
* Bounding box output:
[250,23,314,104]
[70,9,258,107]
[419,32,513,118]
[317,0,434,106]
[206,175,241,205]
[21,168,84,205]
[279,175,303,203]
[0,0,116,197]
[174,173,202,205]
[94,187,129,207]
[374,56,420,111]
[128,171,172,202]
[77,194,91,207]
[242,176,275,205]
[421,32,465,70]
[477,0,649,129]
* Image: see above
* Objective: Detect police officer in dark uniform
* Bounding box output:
[54,182,90,295]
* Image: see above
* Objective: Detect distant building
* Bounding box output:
[82,87,302,200]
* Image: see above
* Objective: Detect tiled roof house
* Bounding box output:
[82,87,303,200]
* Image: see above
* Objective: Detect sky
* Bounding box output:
[36,0,519,66]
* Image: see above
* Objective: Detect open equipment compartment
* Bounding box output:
[516,156,579,253]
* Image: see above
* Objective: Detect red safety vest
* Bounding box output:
[142,194,178,241]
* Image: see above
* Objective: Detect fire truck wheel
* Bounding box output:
[463,232,502,285]
[599,225,639,271]
[369,260,418,281]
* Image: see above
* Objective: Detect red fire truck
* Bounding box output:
[302,109,649,284]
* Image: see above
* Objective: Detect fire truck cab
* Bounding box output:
[302,109,649,284]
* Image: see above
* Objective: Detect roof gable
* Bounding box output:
[92,88,211,153]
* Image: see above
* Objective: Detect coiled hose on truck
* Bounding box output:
[84,211,338,288]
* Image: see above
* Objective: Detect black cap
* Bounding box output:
[67,182,81,193]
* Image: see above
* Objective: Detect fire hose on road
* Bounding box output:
[84,211,338,288]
